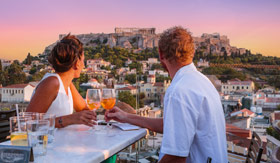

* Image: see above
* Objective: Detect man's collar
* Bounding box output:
[172,62,196,81]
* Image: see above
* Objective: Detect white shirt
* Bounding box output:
[159,63,228,163]
[32,73,74,117]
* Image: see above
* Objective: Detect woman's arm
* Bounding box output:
[70,82,89,112]
[26,77,59,113]
[27,77,96,128]
[54,110,96,128]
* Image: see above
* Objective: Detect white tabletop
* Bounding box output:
[2,124,147,163]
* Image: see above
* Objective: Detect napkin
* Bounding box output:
[112,123,140,131]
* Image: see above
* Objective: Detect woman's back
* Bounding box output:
[33,73,73,117]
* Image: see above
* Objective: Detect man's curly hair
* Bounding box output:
[159,26,195,64]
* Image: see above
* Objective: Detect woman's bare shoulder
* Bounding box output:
[36,76,60,93]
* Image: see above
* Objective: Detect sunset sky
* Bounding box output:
[0,0,280,61]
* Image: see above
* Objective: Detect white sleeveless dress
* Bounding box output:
[32,73,74,117]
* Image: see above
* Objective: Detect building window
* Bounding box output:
[242,86,244,89]
[247,86,249,89]
[9,90,11,94]
[227,86,228,89]
[15,90,17,94]
[233,86,235,89]
[237,86,240,90]
[22,90,24,94]
[154,89,157,92]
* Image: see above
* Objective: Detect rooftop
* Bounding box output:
[266,97,280,103]
[117,86,136,91]
[230,108,254,117]
[153,82,164,87]
[3,84,34,89]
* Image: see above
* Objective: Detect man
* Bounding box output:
[105,26,228,162]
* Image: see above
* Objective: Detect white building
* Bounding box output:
[86,59,111,71]
[0,59,12,70]
[125,59,133,67]
[254,91,280,109]
[1,84,35,102]
[140,61,148,73]
[149,70,169,77]
[197,59,209,67]
[147,58,159,65]
[116,86,137,97]
[31,60,43,67]
[116,67,130,75]
[140,77,171,105]
[80,79,101,89]
[222,79,255,94]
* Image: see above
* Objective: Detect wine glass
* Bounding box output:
[101,88,116,133]
[86,89,101,131]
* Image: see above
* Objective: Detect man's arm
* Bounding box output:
[105,107,163,133]
[125,113,163,133]
[159,154,186,163]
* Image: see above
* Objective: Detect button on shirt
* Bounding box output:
[159,63,228,163]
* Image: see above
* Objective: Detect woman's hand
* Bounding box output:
[68,110,97,126]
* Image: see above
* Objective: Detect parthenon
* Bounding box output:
[115,27,156,35]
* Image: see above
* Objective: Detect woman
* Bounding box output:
[26,34,96,128]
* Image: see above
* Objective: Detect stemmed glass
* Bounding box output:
[101,88,116,134]
[86,89,101,131]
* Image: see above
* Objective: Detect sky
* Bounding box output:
[0,0,280,61]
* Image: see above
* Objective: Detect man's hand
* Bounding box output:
[105,106,128,123]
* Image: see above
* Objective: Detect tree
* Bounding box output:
[29,66,37,75]
[151,63,163,70]
[223,51,228,60]
[156,75,165,82]
[27,53,32,65]
[276,105,280,111]
[23,53,32,65]
[30,71,47,81]
[5,62,26,85]
[125,74,136,84]
[128,62,142,73]
[0,70,8,86]
[139,92,145,99]
[0,60,2,71]
[118,91,136,109]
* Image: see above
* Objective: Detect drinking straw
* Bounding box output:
[15,104,22,132]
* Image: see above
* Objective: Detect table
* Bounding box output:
[2,124,147,163]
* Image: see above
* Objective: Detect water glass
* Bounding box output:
[37,113,56,143]
[9,116,32,146]
[27,120,49,156]
[19,112,39,120]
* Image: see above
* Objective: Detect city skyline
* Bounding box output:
[0,0,280,61]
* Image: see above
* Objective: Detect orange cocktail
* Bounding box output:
[101,98,116,110]
[87,100,101,110]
